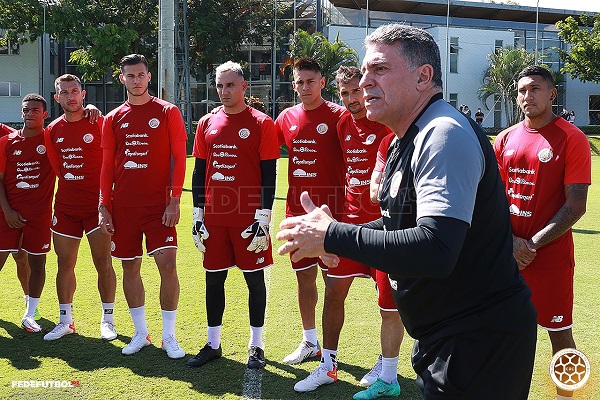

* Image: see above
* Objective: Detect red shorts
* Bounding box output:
[203,225,273,272]
[0,211,52,255]
[52,206,100,239]
[328,257,396,310]
[111,205,177,260]
[521,259,574,330]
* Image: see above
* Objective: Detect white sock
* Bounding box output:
[303,328,318,346]
[24,294,29,305]
[129,306,148,335]
[321,348,337,371]
[207,325,221,349]
[26,297,40,318]
[380,355,399,384]
[161,309,177,339]
[59,303,73,324]
[557,395,573,400]
[249,325,264,349]
[102,302,115,324]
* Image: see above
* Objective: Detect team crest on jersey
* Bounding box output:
[316,123,328,135]
[36,145,46,154]
[110,241,116,252]
[83,133,94,143]
[364,134,376,145]
[239,128,250,139]
[52,216,58,226]
[148,118,160,129]
[345,135,351,141]
[389,171,402,199]
[538,148,553,163]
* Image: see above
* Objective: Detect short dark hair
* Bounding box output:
[293,58,322,75]
[22,93,47,111]
[119,54,148,72]
[54,74,82,92]
[335,66,362,88]
[365,24,443,90]
[517,65,554,86]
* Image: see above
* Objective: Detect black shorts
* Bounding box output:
[412,326,537,399]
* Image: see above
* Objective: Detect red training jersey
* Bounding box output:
[1,123,15,137]
[374,133,396,173]
[494,116,592,268]
[193,106,280,227]
[100,97,188,208]
[337,113,392,224]
[0,131,55,215]
[276,100,346,218]
[44,115,103,210]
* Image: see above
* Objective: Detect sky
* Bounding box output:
[462,0,600,13]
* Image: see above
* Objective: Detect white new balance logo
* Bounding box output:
[165,236,174,242]
[56,137,64,143]
[256,257,264,264]
[551,315,564,323]
[13,150,22,155]
[121,123,129,129]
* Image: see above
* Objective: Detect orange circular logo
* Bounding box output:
[549,348,590,391]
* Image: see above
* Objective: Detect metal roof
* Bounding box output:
[329,0,589,25]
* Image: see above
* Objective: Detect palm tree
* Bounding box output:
[287,29,359,99]
[479,47,534,127]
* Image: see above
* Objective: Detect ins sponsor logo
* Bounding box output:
[292,156,316,165]
[507,188,534,201]
[60,147,82,153]
[212,160,237,169]
[16,173,40,180]
[36,145,46,155]
[349,177,370,186]
[292,168,317,178]
[148,118,160,129]
[63,162,84,169]
[16,182,39,189]
[64,173,84,180]
[124,149,149,157]
[292,146,316,153]
[509,204,532,218]
[212,151,237,158]
[211,172,235,181]
[83,133,94,143]
[123,161,148,169]
[508,177,535,186]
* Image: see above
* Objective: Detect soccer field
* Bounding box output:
[0,156,598,399]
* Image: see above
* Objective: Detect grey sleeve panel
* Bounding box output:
[412,110,484,225]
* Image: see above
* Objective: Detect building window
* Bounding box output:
[449,93,458,109]
[494,94,502,128]
[590,95,600,125]
[0,41,19,55]
[495,40,503,54]
[450,37,459,73]
[0,82,21,97]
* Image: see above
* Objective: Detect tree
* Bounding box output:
[556,14,600,83]
[287,29,359,99]
[478,47,534,127]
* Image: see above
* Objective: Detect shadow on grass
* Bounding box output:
[573,228,600,235]
[0,319,423,398]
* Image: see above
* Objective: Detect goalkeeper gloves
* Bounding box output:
[192,207,209,252]
[241,209,271,253]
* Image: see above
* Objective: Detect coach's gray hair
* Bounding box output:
[215,61,244,78]
[365,24,443,90]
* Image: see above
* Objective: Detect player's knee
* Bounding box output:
[206,270,228,288]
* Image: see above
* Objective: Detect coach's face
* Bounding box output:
[360,43,421,132]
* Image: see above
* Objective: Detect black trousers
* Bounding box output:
[412,323,537,399]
